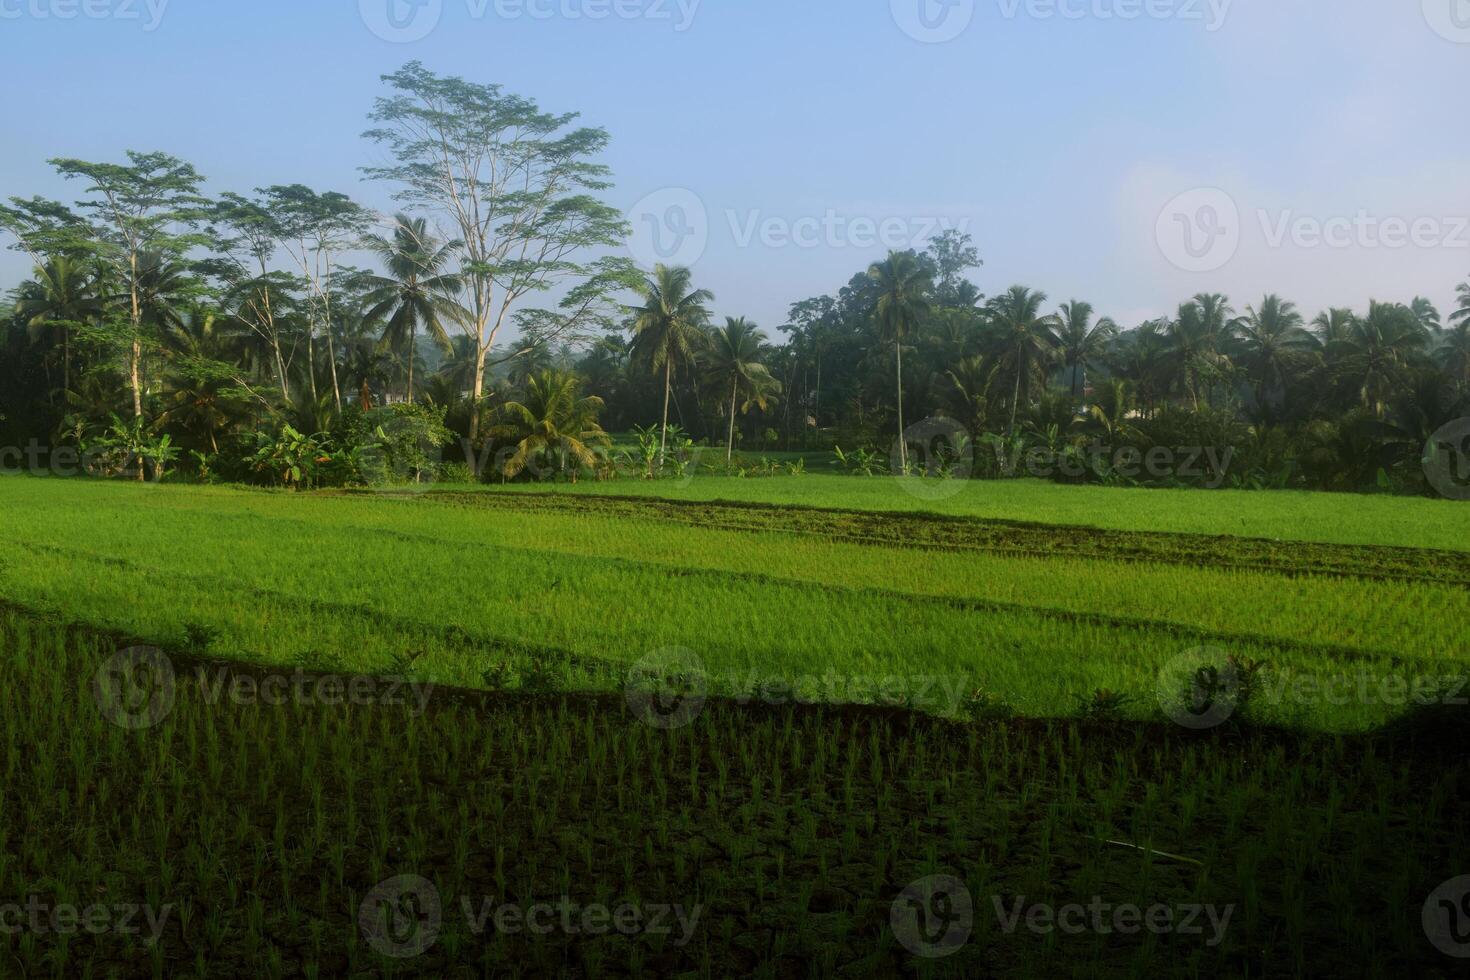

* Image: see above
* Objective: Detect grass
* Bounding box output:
[468,472,1470,551]
[3,473,1469,976]
[2,610,1465,977]
[0,476,1466,731]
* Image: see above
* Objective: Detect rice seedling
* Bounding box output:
[3,476,1468,976]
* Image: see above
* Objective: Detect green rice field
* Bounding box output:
[2,474,1468,977]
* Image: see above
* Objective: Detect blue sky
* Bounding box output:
[2,0,1468,333]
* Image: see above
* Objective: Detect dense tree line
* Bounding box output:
[3,65,1469,493]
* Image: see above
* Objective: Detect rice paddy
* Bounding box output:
[2,474,1468,976]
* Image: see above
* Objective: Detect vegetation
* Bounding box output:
[3,477,1466,734]
[3,66,1468,496]
[1,480,1467,976]
[3,58,1468,979]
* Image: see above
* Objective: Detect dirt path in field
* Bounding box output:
[406,490,1470,588]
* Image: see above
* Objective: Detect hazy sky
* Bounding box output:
[2,0,1468,333]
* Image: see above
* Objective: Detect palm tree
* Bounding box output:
[868,251,933,469]
[1330,301,1430,417]
[1055,300,1117,401]
[435,334,481,399]
[342,337,394,411]
[15,256,104,397]
[1435,322,1470,392]
[704,317,781,463]
[1410,296,1442,336]
[985,285,1058,436]
[1167,293,1237,409]
[629,265,712,464]
[1084,379,1144,445]
[1236,294,1313,410]
[942,355,998,440]
[492,369,610,481]
[1452,278,1470,326]
[1108,320,1171,416]
[362,215,463,403]
[1312,308,1357,345]
[159,363,248,454]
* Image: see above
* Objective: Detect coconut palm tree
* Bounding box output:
[1108,319,1171,416]
[868,251,933,469]
[492,369,610,481]
[942,355,999,441]
[15,255,104,397]
[1167,293,1237,409]
[1085,378,1143,445]
[1410,296,1442,336]
[1054,300,1117,401]
[362,215,463,403]
[159,362,249,454]
[1312,308,1357,345]
[1435,322,1470,392]
[342,337,395,411]
[1452,279,1470,326]
[1329,302,1430,417]
[704,317,781,463]
[985,285,1058,436]
[629,264,712,464]
[1236,294,1313,410]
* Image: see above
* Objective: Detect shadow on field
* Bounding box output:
[3,605,1468,978]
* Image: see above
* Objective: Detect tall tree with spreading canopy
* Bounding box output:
[208,192,300,401]
[629,264,712,463]
[262,185,370,412]
[868,250,933,470]
[31,153,207,435]
[363,62,636,445]
[7,153,208,478]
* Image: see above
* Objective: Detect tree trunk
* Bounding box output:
[323,256,342,412]
[407,324,416,404]
[128,251,144,481]
[727,379,738,464]
[306,323,319,405]
[814,351,822,437]
[469,342,490,445]
[660,357,672,466]
[896,339,907,471]
[1009,349,1022,439]
[260,281,290,401]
